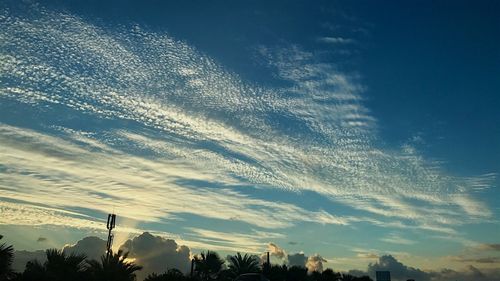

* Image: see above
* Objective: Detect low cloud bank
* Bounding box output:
[11,238,500,281]
[357,255,500,281]
[12,232,191,280]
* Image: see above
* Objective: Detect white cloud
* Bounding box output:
[119,232,191,280]
[364,255,500,281]
[63,236,107,261]
[12,232,192,279]
[380,233,415,245]
[262,243,287,262]
[0,4,496,255]
[287,252,307,267]
[318,37,355,44]
[181,228,285,254]
[0,124,349,232]
[306,254,327,273]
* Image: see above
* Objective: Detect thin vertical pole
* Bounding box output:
[106,213,116,258]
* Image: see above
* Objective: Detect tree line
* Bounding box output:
[0,235,373,281]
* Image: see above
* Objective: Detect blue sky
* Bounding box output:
[1,0,499,275]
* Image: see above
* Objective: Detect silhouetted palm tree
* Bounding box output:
[227,253,260,277]
[194,251,224,281]
[86,250,142,281]
[144,268,188,281]
[22,260,46,281]
[22,248,88,281]
[0,235,14,281]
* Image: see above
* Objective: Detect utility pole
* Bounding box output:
[263,251,270,277]
[190,258,195,277]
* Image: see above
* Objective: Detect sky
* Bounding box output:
[1,0,499,280]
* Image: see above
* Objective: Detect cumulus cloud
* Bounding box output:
[11,236,500,281]
[260,243,288,264]
[12,232,191,279]
[63,236,107,261]
[306,254,327,273]
[119,232,191,280]
[262,243,326,273]
[362,255,500,281]
[367,255,430,281]
[287,252,307,267]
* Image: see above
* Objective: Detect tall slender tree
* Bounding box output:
[86,250,142,281]
[193,251,224,281]
[227,252,260,277]
[0,235,14,281]
[22,248,88,281]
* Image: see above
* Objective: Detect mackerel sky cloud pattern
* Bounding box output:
[0,2,497,266]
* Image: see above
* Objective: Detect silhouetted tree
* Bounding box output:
[145,268,188,281]
[286,266,308,281]
[194,251,224,281]
[321,269,341,281]
[340,274,355,281]
[21,249,88,281]
[86,250,142,281]
[215,268,234,281]
[227,253,260,277]
[0,235,14,281]
[268,264,287,281]
[310,271,323,281]
[353,276,372,281]
[21,260,45,281]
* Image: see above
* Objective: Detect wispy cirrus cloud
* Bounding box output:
[0,124,347,231]
[317,36,355,44]
[380,233,415,245]
[0,3,495,254]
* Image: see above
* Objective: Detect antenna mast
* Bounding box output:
[106,213,116,258]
